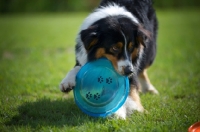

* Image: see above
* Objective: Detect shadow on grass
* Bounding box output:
[6,98,94,128]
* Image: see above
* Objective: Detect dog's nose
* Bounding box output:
[124,66,134,76]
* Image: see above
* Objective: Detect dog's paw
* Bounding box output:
[59,66,81,93]
[60,77,75,93]
[114,106,126,120]
[141,83,159,95]
[146,84,159,94]
[114,96,145,119]
[139,78,159,95]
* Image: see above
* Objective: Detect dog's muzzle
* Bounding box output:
[124,65,134,76]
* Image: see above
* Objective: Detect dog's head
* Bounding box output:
[80,16,150,76]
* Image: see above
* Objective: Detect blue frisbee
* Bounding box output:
[73,58,129,117]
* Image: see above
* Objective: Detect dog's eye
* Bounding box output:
[110,42,122,54]
[112,45,120,53]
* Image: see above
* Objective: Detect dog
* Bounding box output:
[60,0,158,119]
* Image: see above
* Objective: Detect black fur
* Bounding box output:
[99,0,158,72]
[81,16,140,62]
[76,0,158,89]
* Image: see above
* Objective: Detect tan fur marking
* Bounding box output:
[95,48,105,59]
[140,43,145,49]
[139,69,151,84]
[131,44,144,61]
[88,39,98,50]
[104,54,118,72]
[136,36,145,47]
[95,48,119,72]
[131,48,139,60]
[129,85,144,112]
[116,42,123,49]
[138,68,158,94]
[128,42,134,50]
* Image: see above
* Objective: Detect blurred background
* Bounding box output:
[0,0,200,13]
[0,0,200,131]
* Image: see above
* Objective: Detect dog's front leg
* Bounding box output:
[114,79,144,119]
[60,66,81,93]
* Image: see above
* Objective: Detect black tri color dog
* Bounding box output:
[60,0,158,119]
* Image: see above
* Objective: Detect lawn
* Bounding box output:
[0,9,200,132]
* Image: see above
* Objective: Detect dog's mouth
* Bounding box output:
[127,72,134,78]
[116,60,134,78]
[117,66,134,78]
[124,65,134,76]
[110,62,135,78]
[114,69,134,79]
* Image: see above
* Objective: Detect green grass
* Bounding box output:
[0,9,200,132]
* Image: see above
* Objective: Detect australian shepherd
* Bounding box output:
[60,0,158,119]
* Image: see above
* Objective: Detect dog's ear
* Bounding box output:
[80,25,99,51]
[137,25,151,48]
